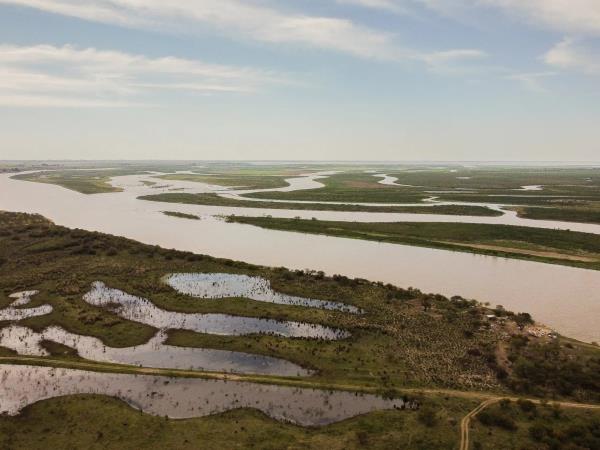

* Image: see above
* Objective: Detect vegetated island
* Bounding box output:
[139,193,503,216]
[162,211,200,220]
[225,216,600,271]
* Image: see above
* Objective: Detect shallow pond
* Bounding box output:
[165,273,360,313]
[0,365,409,425]
[0,291,52,322]
[84,282,349,340]
[0,325,310,376]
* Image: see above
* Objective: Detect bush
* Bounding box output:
[517,398,536,414]
[417,406,438,427]
[477,408,517,431]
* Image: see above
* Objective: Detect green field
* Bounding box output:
[226,216,600,270]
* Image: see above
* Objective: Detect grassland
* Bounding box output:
[140,192,502,216]
[225,216,600,270]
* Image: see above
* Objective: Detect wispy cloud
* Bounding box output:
[334,0,407,13]
[0,44,285,107]
[420,49,487,65]
[505,71,556,92]
[0,0,400,60]
[543,37,600,75]
[478,0,600,36]
[0,0,484,64]
[345,1,600,36]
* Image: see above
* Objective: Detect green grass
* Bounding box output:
[140,192,502,216]
[226,216,600,271]
[162,211,200,220]
[0,394,477,450]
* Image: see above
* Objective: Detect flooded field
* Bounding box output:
[0,325,310,376]
[0,291,52,321]
[1,172,600,342]
[84,282,349,340]
[165,273,360,313]
[0,365,409,425]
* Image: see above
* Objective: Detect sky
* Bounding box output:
[0,0,600,161]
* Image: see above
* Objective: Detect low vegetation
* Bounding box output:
[470,399,600,449]
[501,336,600,402]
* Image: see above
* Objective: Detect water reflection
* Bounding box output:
[84,282,349,340]
[0,291,52,321]
[0,325,310,376]
[165,273,360,313]
[0,365,412,425]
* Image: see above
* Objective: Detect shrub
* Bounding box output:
[417,406,438,427]
[477,408,517,431]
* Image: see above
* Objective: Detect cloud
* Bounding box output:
[420,49,487,65]
[0,0,484,63]
[543,37,600,75]
[0,0,400,60]
[334,0,406,13]
[505,71,556,92]
[0,44,285,107]
[343,1,600,36]
[478,0,600,36]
